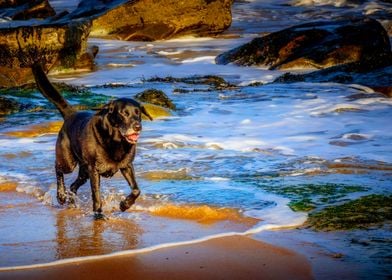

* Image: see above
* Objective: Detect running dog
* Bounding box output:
[32,64,152,219]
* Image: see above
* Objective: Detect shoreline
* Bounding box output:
[0,235,313,280]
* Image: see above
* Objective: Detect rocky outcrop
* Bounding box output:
[0,0,55,20]
[0,20,95,87]
[215,17,391,70]
[69,0,234,41]
[135,89,176,110]
[274,63,392,96]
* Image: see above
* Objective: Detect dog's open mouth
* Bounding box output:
[124,133,140,143]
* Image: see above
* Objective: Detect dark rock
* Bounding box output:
[0,0,55,20]
[146,75,236,90]
[0,20,94,87]
[371,86,392,98]
[274,62,392,93]
[216,17,391,70]
[0,96,20,115]
[135,89,176,110]
[69,0,234,41]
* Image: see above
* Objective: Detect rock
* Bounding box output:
[0,0,29,9]
[0,0,55,20]
[142,103,171,120]
[146,75,236,90]
[0,96,20,115]
[274,63,392,94]
[0,20,94,87]
[135,89,176,110]
[70,0,233,41]
[216,17,391,70]
[371,86,392,98]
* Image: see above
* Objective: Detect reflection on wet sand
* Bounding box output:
[55,209,140,260]
[0,184,258,267]
[0,189,141,266]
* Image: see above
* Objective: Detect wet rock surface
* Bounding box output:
[0,96,20,115]
[0,20,94,87]
[216,17,391,71]
[274,64,392,94]
[0,0,55,20]
[135,89,176,110]
[69,0,234,41]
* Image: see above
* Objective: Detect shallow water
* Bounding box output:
[0,0,392,277]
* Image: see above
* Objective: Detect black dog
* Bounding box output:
[32,64,152,219]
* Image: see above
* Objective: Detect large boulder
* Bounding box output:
[0,20,95,87]
[69,0,234,41]
[215,17,391,70]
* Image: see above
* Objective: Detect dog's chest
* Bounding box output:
[95,150,133,178]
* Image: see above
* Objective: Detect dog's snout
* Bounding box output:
[133,122,142,132]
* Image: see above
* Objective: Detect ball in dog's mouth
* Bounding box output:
[124,133,140,143]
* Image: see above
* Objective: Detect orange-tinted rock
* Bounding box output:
[71,0,234,41]
[0,21,94,87]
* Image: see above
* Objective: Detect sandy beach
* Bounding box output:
[0,235,312,280]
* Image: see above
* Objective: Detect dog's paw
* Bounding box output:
[57,192,67,205]
[119,199,133,212]
[67,191,78,208]
[94,212,108,221]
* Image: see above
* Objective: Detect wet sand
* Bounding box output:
[0,235,313,280]
[0,187,312,279]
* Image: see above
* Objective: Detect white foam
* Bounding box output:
[291,0,362,7]
[205,177,230,181]
[182,56,216,63]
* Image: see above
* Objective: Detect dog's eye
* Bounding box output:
[134,108,140,115]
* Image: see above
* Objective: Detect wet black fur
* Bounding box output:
[32,64,152,219]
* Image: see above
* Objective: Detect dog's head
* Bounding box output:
[102,98,153,144]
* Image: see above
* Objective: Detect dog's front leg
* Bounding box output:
[119,163,141,212]
[89,167,105,220]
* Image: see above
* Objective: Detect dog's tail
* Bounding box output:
[32,64,76,120]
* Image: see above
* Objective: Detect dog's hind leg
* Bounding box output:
[69,165,89,205]
[119,163,140,212]
[55,129,76,205]
[56,166,67,205]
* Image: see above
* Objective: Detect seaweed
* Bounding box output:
[306,195,392,230]
[260,183,367,212]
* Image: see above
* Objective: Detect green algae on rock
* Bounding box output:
[259,183,368,213]
[0,83,110,114]
[135,89,176,110]
[306,195,392,230]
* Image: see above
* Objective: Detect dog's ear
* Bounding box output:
[141,105,153,121]
[108,101,115,114]
[101,101,116,114]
